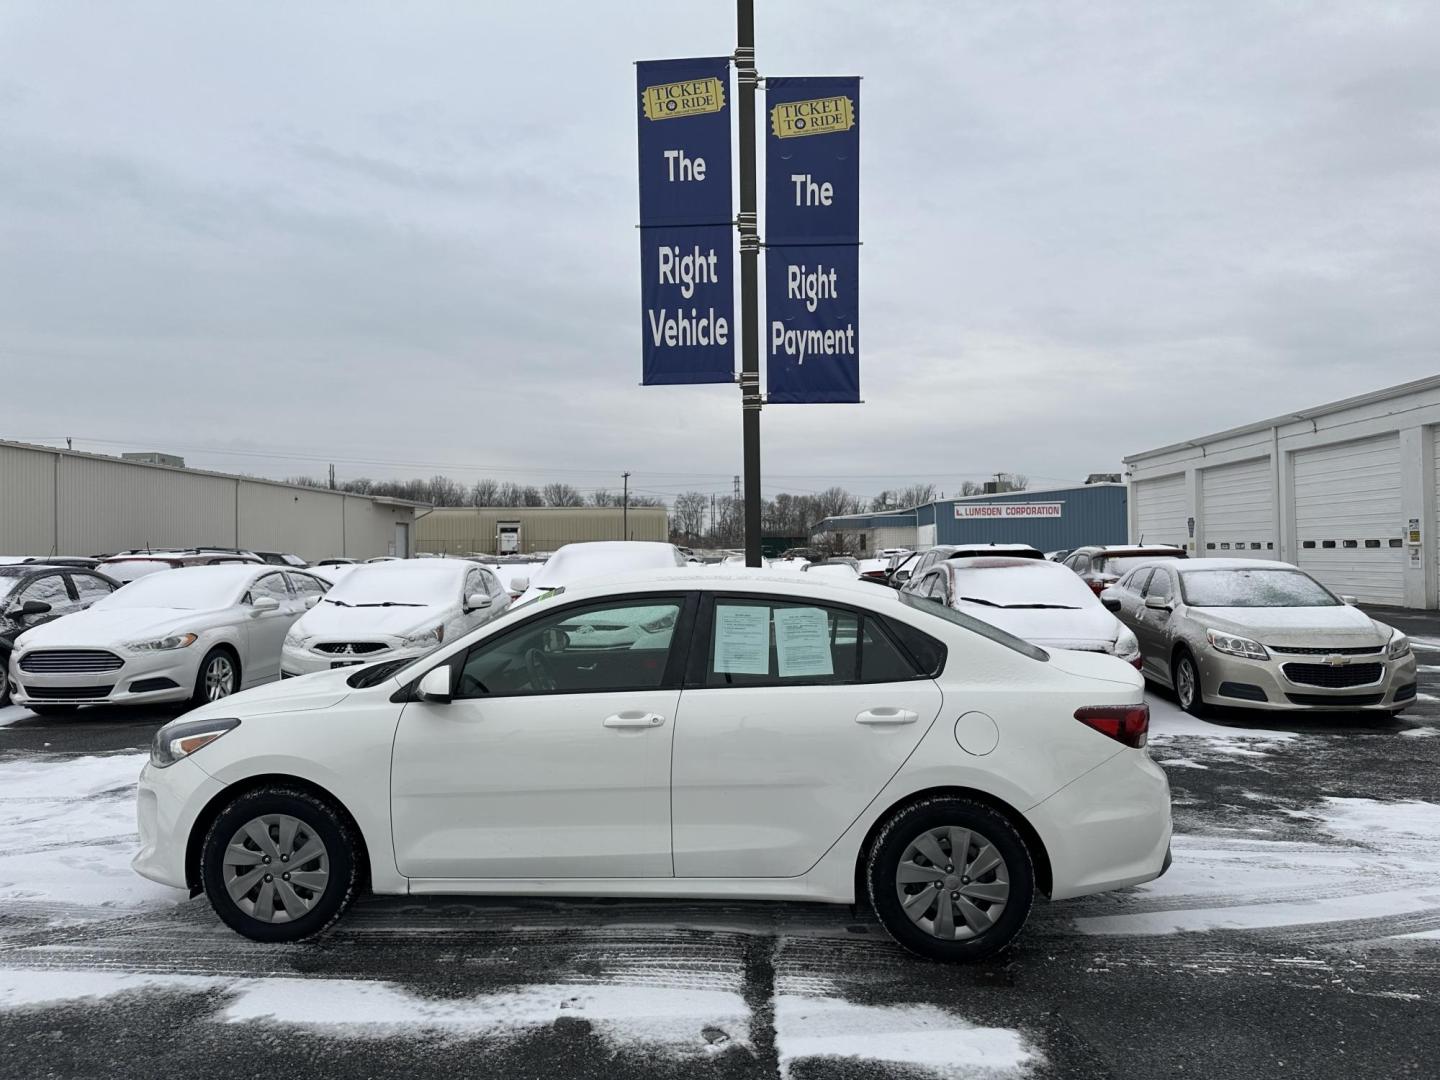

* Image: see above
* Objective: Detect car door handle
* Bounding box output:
[855,708,919,726]
[603,712,666,729]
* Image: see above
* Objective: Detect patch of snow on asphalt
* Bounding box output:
[1400,726,1437,738]
[1319,798,1440,848]
[0,969,218,1008]
[0,704,39,728]
[774,995,1040,1079]
[0,753,185,921]
[1146,696,1296,743]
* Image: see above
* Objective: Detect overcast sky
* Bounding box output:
[2,1,1437,504]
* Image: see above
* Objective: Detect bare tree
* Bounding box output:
[670,491,708,541]
[896,483,937,508]
[542,482,584,507]
[521,485,545,507]
[470,478,500,506]
[960,480,983,496]
[590,490,617,507]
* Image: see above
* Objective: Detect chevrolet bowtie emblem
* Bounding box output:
[1325,655,1348,667]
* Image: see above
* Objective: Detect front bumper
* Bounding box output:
[10,648,201,707]
[1198,647,1417,711]
[132,755,227,889]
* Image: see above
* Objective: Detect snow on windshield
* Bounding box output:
[324,561,465,607]
[950,561,1098,608]
[534,543,682,588]
[93,569,246,611]
[1181,569,1339,608]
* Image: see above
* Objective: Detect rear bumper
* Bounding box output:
[1028,749,1173,901]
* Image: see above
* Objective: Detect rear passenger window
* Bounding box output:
[859,619,921,682]
[706,601,856,687]
[883,618,947,677]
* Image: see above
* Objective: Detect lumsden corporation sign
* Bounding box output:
[955,503,1064,519]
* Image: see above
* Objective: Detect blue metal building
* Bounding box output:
[813,483,1127,554]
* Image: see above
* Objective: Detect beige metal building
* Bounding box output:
[0,439,424,561]
[418,506,670,556]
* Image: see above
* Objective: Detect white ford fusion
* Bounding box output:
[10,565,327,714]
[281,559,509,677]
[134,570,1171,961]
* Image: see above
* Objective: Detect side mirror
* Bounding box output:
[509,576,530,594]
[541,627,570,654]
[1101,595,1122,613]
[1341,594,1359,606]
[1144,594,1171,612]
[251,595,281,614]
[465,592,492,612]
[892,570,910,584]
[304,595,321,610]
[416,666,452,704]
[18,600,52,617]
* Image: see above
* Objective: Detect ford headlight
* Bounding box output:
[1388,630,1411,660]
[401,624,444,648]
[151,717,239,768]
[1205,628,1269,660]
[126,633,198,653]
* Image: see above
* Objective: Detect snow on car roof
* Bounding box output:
[946,557,1100,606]
[532,542,683,588]
[1171,557,1301,572]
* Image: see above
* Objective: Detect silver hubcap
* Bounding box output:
[223,814,330,923]
[895,826,1010,940]
[205,656,235,701]
[1177,659,1196,708]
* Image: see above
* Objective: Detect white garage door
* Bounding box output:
[1132,475,1188,546]
[1293,434,1404,605]
[1200,457,1276,559]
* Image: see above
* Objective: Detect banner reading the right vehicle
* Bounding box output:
[765,76,860,404]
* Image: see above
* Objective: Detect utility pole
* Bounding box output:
[736,0,763,567]
[328,463,336,490]
[622,471,631,540]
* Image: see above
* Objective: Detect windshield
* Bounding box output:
[951,564,1097,610]
[0,572,24,600]
[899,591,1050,661]
[93,570,242,610]
[1180,568,1340,608]
[322,563,462,607]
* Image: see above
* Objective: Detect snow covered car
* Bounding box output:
[9,564,328,714]
[281,559,509,676]
[133,569,1171,960]
[0,562,121,706]
[513,541,691,606]
[1103,558,1417,715]
[903,556,1141,666]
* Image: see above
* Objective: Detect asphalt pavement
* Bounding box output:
[1,609,1437,1079]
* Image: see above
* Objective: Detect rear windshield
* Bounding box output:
[1095,554,1178,577]
[1180,569,1339,608]
[899,591,1049,661]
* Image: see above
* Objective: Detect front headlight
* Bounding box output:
[126,633,198,653]
[283,630,310,649]
[150,717,239,768]
[1388,630,1411,661]
[401,624,444,648]
[1205,628,1269,660]
[641,612,676,634]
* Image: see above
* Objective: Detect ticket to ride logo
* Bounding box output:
[642,77,726,120]
[771,95,854,138]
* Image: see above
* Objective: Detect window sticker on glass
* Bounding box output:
[773,606,834,678]
[714,604,770,674]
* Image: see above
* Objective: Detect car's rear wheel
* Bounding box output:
[193,648,239,705]
[200,787,360,942]
[867,797,1034,962]
[1173,648,1208,717]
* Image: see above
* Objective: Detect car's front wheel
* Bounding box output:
[193,648,239,705]
[1173,648,1208,717]
[867,797,1035,962]
[200,787,360,942]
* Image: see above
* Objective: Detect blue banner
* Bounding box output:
[636,58,733,228]
[766,244,858,404]
[765,76,859,245]
[637,57,735,384]
[641,225,734,385]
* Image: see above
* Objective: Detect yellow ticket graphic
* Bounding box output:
[771,95,854,138]
[642,77,726,120]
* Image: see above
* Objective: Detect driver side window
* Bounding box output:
[455,598,684,699]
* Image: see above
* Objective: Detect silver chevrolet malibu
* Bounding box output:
[1101,558,1416,715]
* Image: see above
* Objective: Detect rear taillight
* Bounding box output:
[1087,577,1115,595]
[1075,704,1149,748]
[1129,655,1144,670]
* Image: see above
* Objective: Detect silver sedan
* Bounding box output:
[1102,558,1416,715]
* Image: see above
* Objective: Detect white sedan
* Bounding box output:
[513,541,691,605]
[134,569,1171,961]
[905,556,1141,666]
[281,559,509,676]
[9,564,328,714]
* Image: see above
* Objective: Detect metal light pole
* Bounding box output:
[622,471,631,540]
[736,0,763,567]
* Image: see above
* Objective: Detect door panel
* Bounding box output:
[391,690,678,878]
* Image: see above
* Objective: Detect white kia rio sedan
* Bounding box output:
[134,570,1171,961]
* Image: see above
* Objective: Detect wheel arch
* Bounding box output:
[854,785,1053,901]
[200,638,243,685]
[184,773,371,895]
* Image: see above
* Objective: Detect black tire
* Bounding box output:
[1173,648,1209,717]
[28,705,78,717]
[867,797,1035,962]
[192,647,240,706]
[200,786,360,942]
